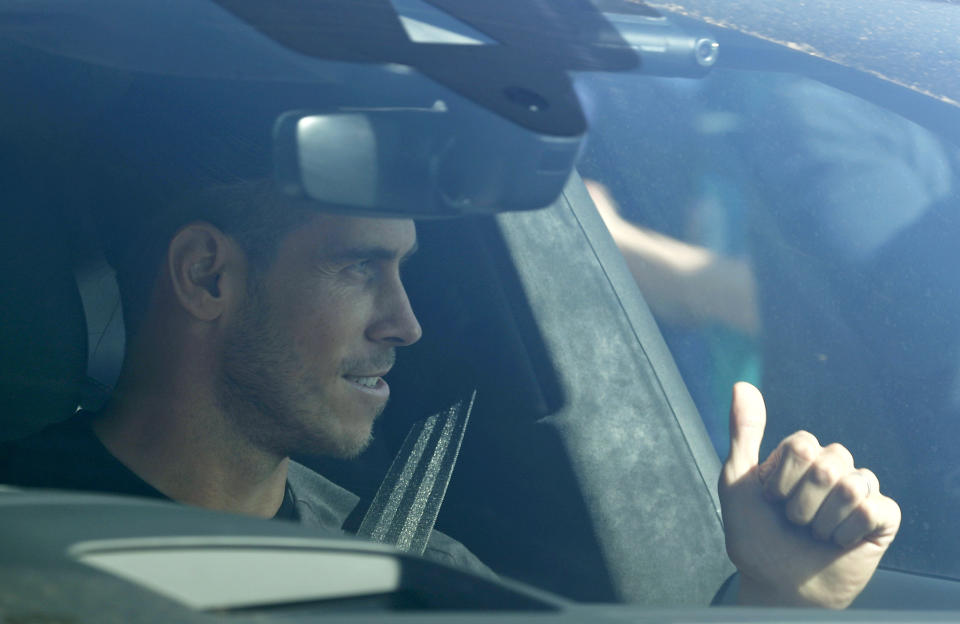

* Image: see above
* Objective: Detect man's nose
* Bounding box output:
[367,276,423,347]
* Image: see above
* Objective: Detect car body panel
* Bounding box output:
[647,0,960,107]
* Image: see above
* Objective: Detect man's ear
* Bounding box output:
[167,222,241,322]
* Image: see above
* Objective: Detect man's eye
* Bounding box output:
[345,260,374,276]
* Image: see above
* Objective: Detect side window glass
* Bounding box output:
[576,69,960,579]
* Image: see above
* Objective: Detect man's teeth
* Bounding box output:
[347,376,378,388]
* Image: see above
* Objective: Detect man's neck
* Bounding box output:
[92,383,290,519]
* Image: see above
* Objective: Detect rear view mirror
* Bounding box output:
[273,103,582,218]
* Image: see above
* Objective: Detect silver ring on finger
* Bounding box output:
[858,470,874,499]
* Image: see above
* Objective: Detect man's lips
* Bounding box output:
[343,372,390,398]
[343,373,385,387]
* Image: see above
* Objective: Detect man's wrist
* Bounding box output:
[737,576,809,607]
[737,576,845,608]
[737,576,777,606]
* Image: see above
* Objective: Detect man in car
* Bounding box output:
[0,178,900,608]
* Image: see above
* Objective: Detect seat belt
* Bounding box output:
[356,389,477,556]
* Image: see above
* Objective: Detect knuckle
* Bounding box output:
[811,519,833,542]
[785,500,809,524]
[834,477,863,504]
[764,478,788,499]
[834,530,856,549]
[825,443,854,465]
[848,504,872,527]
[785,434,820,462]
[809,463,839,487]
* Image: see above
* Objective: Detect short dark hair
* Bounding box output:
[103,179,316,343]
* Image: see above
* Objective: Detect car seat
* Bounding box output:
[0,207,88,441]
[0,198,125,442]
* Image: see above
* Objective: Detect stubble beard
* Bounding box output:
[217,278,381,460]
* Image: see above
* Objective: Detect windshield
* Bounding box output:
[577,66,960,577]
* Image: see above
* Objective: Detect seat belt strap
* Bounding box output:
[356,389,477,556]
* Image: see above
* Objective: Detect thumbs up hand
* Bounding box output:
[720,382,901,608]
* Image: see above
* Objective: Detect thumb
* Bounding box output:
[725,381,767,480]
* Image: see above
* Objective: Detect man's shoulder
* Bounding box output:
[285,459,360,531]
[0,415,101,489]
[0,414,166,499]
[285,460,496,579]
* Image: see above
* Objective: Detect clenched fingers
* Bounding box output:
[783,443,855,524]
[810,469,879,541]
[760,431,837,501]
[759,435,899,547]
[832,493,901,548]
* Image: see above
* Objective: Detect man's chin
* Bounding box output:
[328,401,387,459]
[328,431,374,460]
[287,400,385,459]
[294,420,375,460]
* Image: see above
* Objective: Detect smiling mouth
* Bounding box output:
[344,375,381,388]
[342,374,390,399]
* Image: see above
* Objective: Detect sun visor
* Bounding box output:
[273,104,582,217]
[0,0,639,138]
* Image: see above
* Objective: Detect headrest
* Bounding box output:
[0,209,88,441]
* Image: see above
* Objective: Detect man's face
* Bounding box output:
[219,214,421,459]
